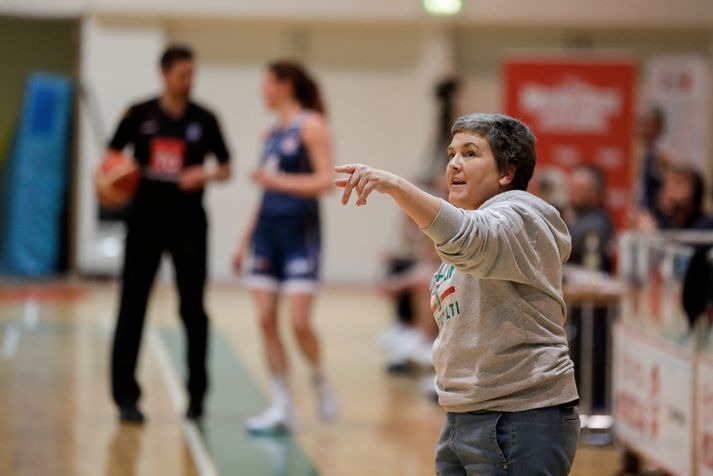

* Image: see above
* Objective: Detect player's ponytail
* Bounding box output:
[268,60,326,115]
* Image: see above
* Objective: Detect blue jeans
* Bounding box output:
[435,404,580,475]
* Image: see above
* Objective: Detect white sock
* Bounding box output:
[270,375,291,410]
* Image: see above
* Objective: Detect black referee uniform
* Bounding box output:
[108,98,230,417]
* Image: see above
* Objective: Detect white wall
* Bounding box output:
[76,17,165,274]
[74,15,713,284]
[170,21,455,283]
[76,17,453,283]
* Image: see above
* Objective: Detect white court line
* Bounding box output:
[0,298,40,361]
[149,329,219,476]
[99,310,114,333]
[1,324,21,359]
[22,299,39,330]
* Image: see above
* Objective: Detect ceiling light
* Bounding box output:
[422,0,463,16]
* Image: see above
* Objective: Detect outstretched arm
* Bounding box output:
[336,163,571,288]
[334,163,441,228]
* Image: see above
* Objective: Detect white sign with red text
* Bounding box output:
[699,357,713,476]
[646,55,710,172]
[613,323,694,476]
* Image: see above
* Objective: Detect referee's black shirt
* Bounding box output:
[109,98,230,221]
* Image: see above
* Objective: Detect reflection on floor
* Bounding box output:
[0,282,624,475]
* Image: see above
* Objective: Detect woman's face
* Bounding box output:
[659,171,695,214]
[446,132,512,210]
[261,71,291,110]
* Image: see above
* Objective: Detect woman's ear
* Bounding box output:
[499,164,516,188]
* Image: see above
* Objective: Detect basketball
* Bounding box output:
[94,151,140,207]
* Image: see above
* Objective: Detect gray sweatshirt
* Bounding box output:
[422,190,578,413]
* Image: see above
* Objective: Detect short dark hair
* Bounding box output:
[451,113,537,191]
[667,163,705,216]
[574,163,606,195]
[160,45,194,71]
[643,103,666,132]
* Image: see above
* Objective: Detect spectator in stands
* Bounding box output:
[636,104,675,218]
[532,166,569,215]
[380,234,440,364]
[564,164,614,411]
[379,176,446,397]
[630,164,713,231]
[565,164,614,272]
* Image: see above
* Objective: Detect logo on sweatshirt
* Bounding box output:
[431,265,461,328]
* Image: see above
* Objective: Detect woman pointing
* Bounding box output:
[336,113,579,476]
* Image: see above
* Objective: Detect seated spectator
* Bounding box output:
[630,164,713,231]
[565,164,614,272]
[564,164,615,412]
[378,175,446,399]
[532,166,569,214]
[380,234,440,370]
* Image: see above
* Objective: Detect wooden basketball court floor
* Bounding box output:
[0,281,625,475]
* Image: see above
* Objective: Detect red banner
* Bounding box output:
[504,57,637,228]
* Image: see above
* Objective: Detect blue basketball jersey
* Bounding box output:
[258,113,319,217]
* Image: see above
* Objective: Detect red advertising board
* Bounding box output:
[504,57,637,228]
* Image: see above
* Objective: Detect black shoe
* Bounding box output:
[119,405,145,425]
[186,402,204,421]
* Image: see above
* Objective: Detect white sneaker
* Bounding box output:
[314,377,339,422]
[245,404,299,434]
[388,329,427,364]
[377,323,411,349]
[406,339,435,369]
[379,324,424,350]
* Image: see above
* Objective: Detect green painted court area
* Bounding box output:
[160,329,319,476]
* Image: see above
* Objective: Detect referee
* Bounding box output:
[107,45,231,423]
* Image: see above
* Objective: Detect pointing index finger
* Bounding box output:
[333,164,358,174]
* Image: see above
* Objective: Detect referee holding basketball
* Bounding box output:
[106,45,231,423]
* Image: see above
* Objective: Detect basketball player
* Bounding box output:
[336,113,579,475]
[107,45,231,423]
[232,61,337,433]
